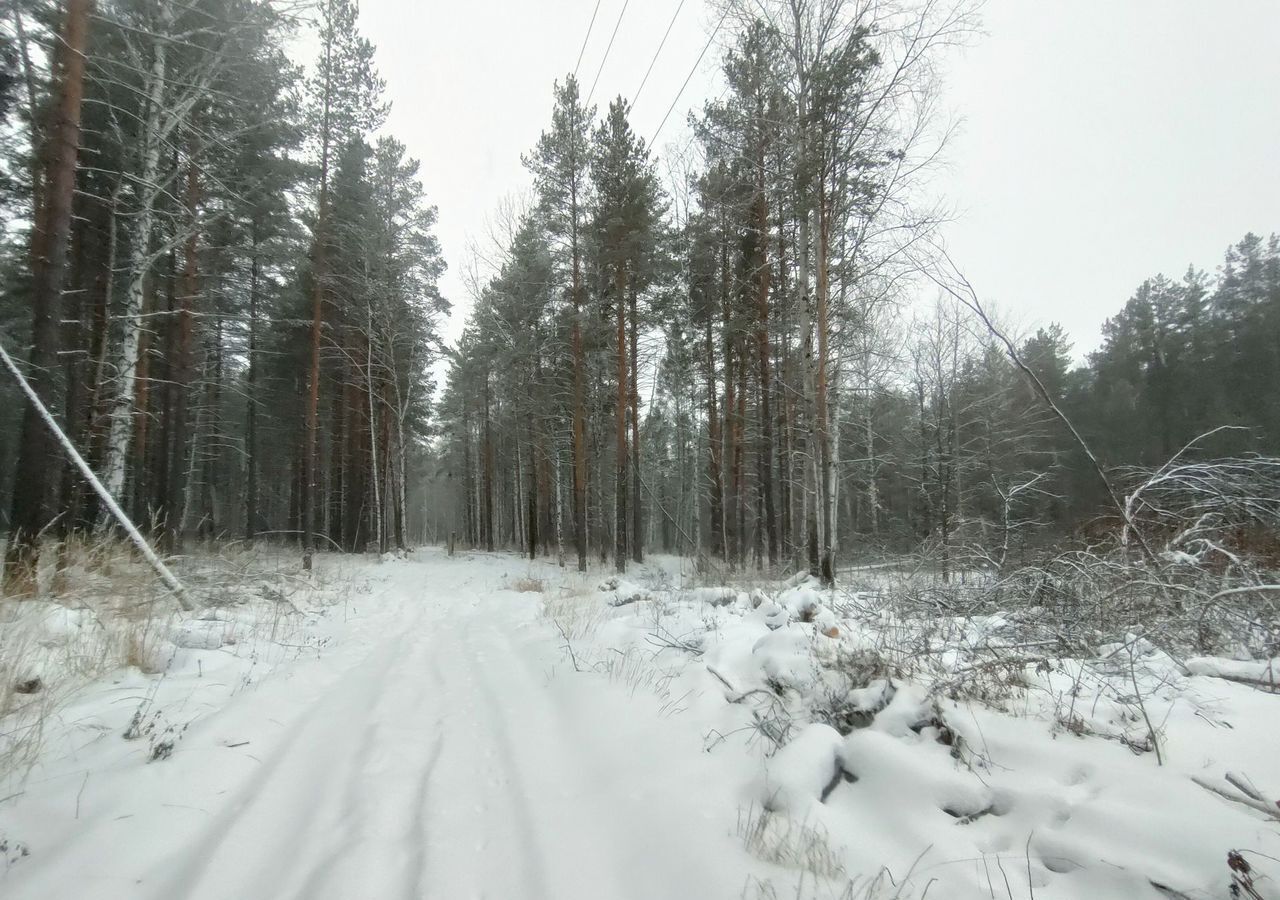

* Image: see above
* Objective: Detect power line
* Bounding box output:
[586,0,630,108]
[649,5,730,147]
[573,0,604,79]
[633,0,686,106]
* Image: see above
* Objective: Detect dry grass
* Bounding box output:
[541,583,609,643]
[119,616,172,675]
[738,803,933,900]
[510,575,546,593]
[738,803,848,880]
[0,535,350,781]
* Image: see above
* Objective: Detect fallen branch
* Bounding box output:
[552,618,584,672]
[924,250,1162,569]
[707,665,785,706]
[645,623,704,656]
[0,337,191,608]
[1192,772,1280,822]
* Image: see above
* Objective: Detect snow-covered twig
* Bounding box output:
[552,618,584,672]
[1192,772,1280,823]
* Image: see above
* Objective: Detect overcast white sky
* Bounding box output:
[354,0,1280,358]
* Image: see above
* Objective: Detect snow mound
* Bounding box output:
[0,601,89,646]
[777,585,822,619]
[132,639,178,674]
[597,576,654,606]
[752,626,821,692]
[760,722,845,813]
[691,586,740,607]
[171,619,237,650]
[1186,655,1278,684]
[753,599,789,630]
[839,728,992,821]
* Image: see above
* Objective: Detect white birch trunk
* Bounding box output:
[101,29,167,503]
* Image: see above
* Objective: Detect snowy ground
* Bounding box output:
[0,549,770,899]
[2,548,1278,899]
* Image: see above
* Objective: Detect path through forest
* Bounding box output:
[3,551,755,900]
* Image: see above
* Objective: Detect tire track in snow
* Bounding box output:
[288,625,428,900]
[154,581,435,900]
[162,632,408,899]
[403,648,448,899]
[424,611,554,900]
[4,553,752,900]
[403,728,445,900]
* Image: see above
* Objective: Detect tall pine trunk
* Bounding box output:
[628,284,642,563]
[303,28,335,570]
[753,175,778,569]
[164,145,199,551]
[815,183,835,587]
[721,231,737,567]
[704,294,724,561]
[245,217,261,542]
[4,0,92,590]
[613,266,628,573]
[482,374,495,552]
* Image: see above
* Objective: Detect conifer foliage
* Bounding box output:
[0,0,446,592]
[2,1,1276,589]
[439,1,1279,580]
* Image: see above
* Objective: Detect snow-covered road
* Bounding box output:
[3,550,756,900]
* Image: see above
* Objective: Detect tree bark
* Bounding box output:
[628,283,643,563]
[527,424,538,560]
[4,0,93,594]
[482,374,495,552]
[164,144,200,552]
[815,182,835,587]
[613,265,628,574]
[753,188,778,569]
[101,6,170,509]
[245,216,261,542]
[569,124,589,572]
[303,20,336,571]
[366,313,382,554]
[721,224,738,567]
[704,287,725,561]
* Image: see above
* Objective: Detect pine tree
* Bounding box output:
[302,0,386,566]
[3,0,92,593]
[590,98,663,573]
[524,76,594,572]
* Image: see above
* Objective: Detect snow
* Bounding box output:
[558,558,1280,898]
[1186,655,1279,685]
[0,551,766,899]
[3,549,1279,899]
[759,722,843,813]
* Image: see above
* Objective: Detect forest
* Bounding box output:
[0,0,446,597]
[435,9,1280,583]
[0,0,1275,593]
[2,2,1280,898]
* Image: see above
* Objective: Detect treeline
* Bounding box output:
[1079,234,1280,468]
[0,0,447,594]
[440,1,974,581]
[439,0,1279,580]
